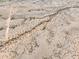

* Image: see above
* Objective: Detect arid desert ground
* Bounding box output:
[0,0,79,59]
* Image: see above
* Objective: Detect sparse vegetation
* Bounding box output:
[0,0,6,2]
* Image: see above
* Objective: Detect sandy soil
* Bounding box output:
[0,0,79,59]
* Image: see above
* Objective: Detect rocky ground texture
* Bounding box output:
[0,0,79,59]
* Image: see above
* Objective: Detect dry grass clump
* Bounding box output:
[5,5,16,41]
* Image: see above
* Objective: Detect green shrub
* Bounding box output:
[0,0,9,2]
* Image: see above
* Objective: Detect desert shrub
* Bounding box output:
[0,0,10,2]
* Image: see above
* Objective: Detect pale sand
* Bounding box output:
[0,0,79,59]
